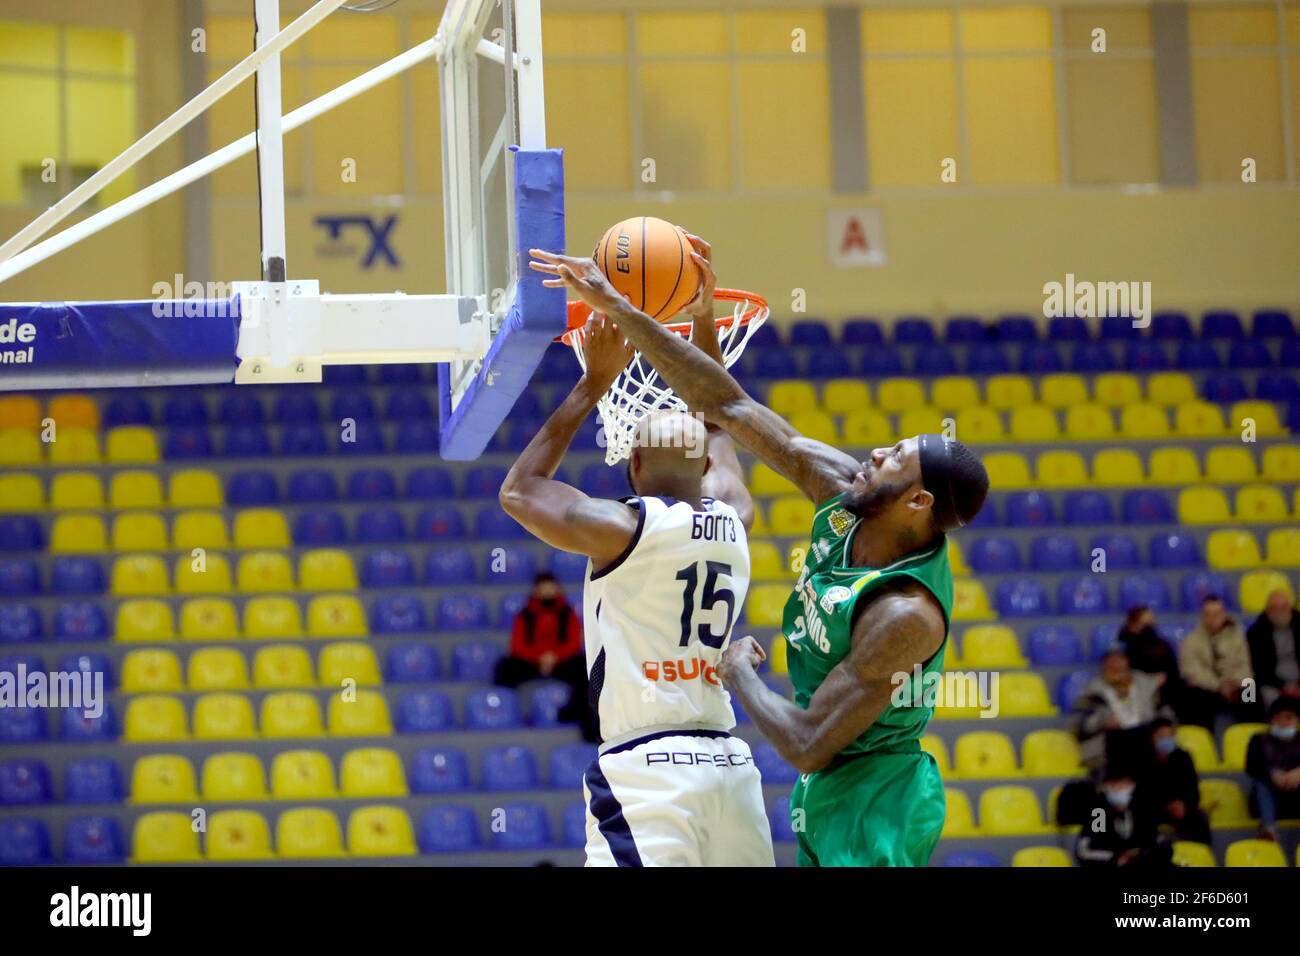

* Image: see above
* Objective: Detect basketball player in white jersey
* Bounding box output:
[499,240,775,866]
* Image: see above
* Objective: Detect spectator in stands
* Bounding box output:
[1116,604,1181,697]
[1246,697,1300,842]
[494,573,596,741]
[1246,590,1300,712]
[1179,595,1261,728]
[1071,649,1169,773]
[1074,765,1174,868]
[1139,717,1212,844]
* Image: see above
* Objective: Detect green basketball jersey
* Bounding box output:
[782,493,954,758]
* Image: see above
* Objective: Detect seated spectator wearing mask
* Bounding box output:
[1246,590,1300,712]
[1074,765,1173,869]
[1245,697,1300,842]
[1139,717,1211,844]
[1178,595,1262,729]
[1117,605,1180,686]
[1071,649,1170,774]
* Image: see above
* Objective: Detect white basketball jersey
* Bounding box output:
[583,495,750,747]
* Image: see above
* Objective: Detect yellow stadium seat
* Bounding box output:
[789,410,839,445]
[1200,778,1253,826]
[1225,839,1287,867]
[946,538,970,575]
[175,552,234,595]
[347,806,416,857]
[172,511,229,550]
[1222,723,1269,772]
[254,645,316,688]
[960,625,1027,668]
[120,649,184,694]
[1205,446,1258,484]
[115,599,176,642]
[179,598,240,641]
[932,672,984,719]
[1119,402,1171,439]
[0,429,42,465]
[1093,373,1142,408]
[271,750,338,799]
[0,473,43,511]
[822,379,871,415]
[261,692,326,738]
[207,809,274,861]
[1235,484,1289,523]
[300,550,359,592]
[954,406,1004,443]
[237,551,296,593]
[0,395,42,430]
[47,427,101,464]
[985,374,1035,411]
[319,642,382,688]
[1008,405,1060,442]
[950,578,994,622]
[769,496,814,535]
[1177,487,1231,525]
[841,408,893,446]
[1205,530,1263,570]
[998,673,1057,717]
[188,648,250,691]
[1090,448,1144,487]
[329,690,393,737]
[341,748,408,798]
[982,452,1031,489]
[751,463,798,496]
[1172,841,1217,867]
[1231,400,1284,437]
[931,376,981,410]
[747,584,789,628]
[276,807,347,859]
[1063,403,1116,441]
[232,508,292,549]
[980,785,1051,835]
[1035,450,1087,488]
[920,735,952,776]
[1262,445,1300,482]
[954,731,1018,778]
[108,471,164,509]
[1176,725,1220,772]
[46,394,99,429]
[50,472,105,510]
[1147,447,1201,486]
[169,469,223,507]
[897,406,946,438]
[1241,568,1294,610]
[244,597,304,639]
[130,754,199,803]
[1146,372,1196,405]
[942,788,979,836]
[766,634,787,675]
[307,595,368,638]
[767,380,818,416]
[124,695,188,741]
[201,752,269,801]
[105,426,160,463]
[1021,729,1083,776]
[1175,400,1227,438]
[132,812,202,863]
[193,693,258,740]
[110,554,170,596]
[1265,529,1300,567]
[876,378,925,413]
[1012,846,1072,867]
[111,512,169,551]
[749,541,785,581]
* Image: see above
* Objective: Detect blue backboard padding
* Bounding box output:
[439,147,567,460]
[0,297,240,390]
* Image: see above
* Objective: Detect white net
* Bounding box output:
[566,293,769,465]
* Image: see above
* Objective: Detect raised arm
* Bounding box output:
[716,583,947,774]
[529,246,859,505]
[499,317,639,565]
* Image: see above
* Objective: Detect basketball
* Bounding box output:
[593,216,701,321]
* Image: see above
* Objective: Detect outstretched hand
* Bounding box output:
[679,232,717,323]
[579,315,633,395]
[529,249,632,319]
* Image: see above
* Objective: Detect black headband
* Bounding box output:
[917,433,963,531]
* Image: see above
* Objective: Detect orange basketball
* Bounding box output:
[593,216,701,321]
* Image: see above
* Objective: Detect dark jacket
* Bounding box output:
[1075,789,1169,867]
[1139,748,1201,813]
[1246,609,1300,692]
[1245,728,1300,782]
[1118,626,1180,684]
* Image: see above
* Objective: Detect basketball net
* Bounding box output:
[561,289,769,465]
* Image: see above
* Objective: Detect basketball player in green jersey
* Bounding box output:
[530,241,989,866]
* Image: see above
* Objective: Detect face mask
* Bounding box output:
[1271,724,1298,741]
[1105,786,1135,809]
[1154,736,1178,756]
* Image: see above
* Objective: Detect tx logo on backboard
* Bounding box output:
[314,214,400,269]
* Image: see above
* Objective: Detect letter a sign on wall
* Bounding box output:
[827,209,885,267]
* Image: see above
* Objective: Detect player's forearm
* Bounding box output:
[726,666,829,774]
[500,376,602,500]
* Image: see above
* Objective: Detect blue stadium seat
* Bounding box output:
[1090,533,1141,570]
[329,389,377,422]
[288,468,339,502]
[860,346,905,376]
[912,345,958,376]
[490,803,551,850]
[396,690,456,733]
[841,318,883,345]
[370,595,428,634]
[942,850,1000,867]
[336,422,386,455]
[378,364,425,385]
[104,394,153,427]
[995,578,1049,617]
[994,315,1037,342]
[1018,342,1064,373]
[1005,491,1056,528]
[452,640,500,681]
[1181,571,1231,611]
[64,816,126,864]
[1063,491,1114,526]
[465,689,521,730]
[497,593,528,627]
[1118,574,1171,612]
[1151,312,1193,340]
[1284,340,1300,368]
[530,682,572,727]
[385,387,434,420]
[0,653,41,678]
[1030,534,1082,572]
[965,343,1011,375]
[54,603,108,642]
[0,605,42,643]
[790,320,832,347]
[1202,373,1249,404]
[273,391,320,423]
[0,516,43,551]
[751,350,799,379]
[1252,309,1294,339]
[60,704,116,742]
[223,424,271,457]
[362,550,416,588]
[464,466,508,499]
[0,759,52,805]
[1176,340,1221,370]
[384,642,441,683]
[418,805,481,852]
[0,559,39,596]
[394,421,439,454]
[0,818,52,865]
[414,505,465,539]
[163,426,213,459]
[410,749,471,794]
[1228,340,1272,370]
[893,317,935,345]
[427,548,477,585]
[944,316,985,344]
[1047,316,1089,341]
[218,393,265,426]
[482,746,540,791]
[279,423,328,456]
[292,510,348,546]
[52,557,107,595]
[64,757,124,803]
[748,324,781,347]
[347,468,397,501]
[490,547,538,584]
[1070,342,1116,372]
[505,418,545,452]
[437,595,491,631]
[561,800,588,848]
[1057,669,1093,709]
[355,507,407,543]
[227,470,279,505]
[805,350,855,379]
[0,708,45,742]
[752,741,799,784]
[58,652,114,690]
[1256,372,1300,403]
[548,743,596,790]
[967,537,1021,573]
[1201,310,1244,339]
[1100,316,1142,341]
[769,794,795,842]
[549,551,589,584]
[1027,625,1084,666]
[1121,490,1173,524]
[323,365,368,385]
[1124,341,1168,371]
[1149,533,1200,568]
[578,464,628,498]
[1089,623,1119,660]
[512,390,543,419]
[406,467,456,499]
[1059,576,1110,615]
[163,394,209,427]
[475,508,528,540]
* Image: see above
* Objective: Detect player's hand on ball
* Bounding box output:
[718,636,766,686]
[580,315,633,394]
[679,233,717,322]
[528,249,630,318]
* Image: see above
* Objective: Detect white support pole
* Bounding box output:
[0,0,352,267]
[0,35,442,288]
[255,0,289,283]
[513,0,546,149]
